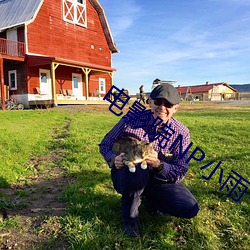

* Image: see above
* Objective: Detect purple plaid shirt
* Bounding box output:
[99,110,190,183]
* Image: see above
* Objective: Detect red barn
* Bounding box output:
[0,0,118,109]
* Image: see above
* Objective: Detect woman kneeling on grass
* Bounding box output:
[99,84,199,237]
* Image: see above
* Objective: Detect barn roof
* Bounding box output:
[0,0,42,31]
[176,82,237,94]
[0,0,118,53]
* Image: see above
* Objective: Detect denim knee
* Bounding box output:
[180,203,199,219]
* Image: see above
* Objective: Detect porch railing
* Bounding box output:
[0,38,25,57]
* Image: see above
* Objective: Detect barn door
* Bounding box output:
[39,69,52,99]
[72,73,82,98]
[6,29,18,55]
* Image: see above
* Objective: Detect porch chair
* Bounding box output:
[60,89,70,99]
[60,89,67,96]
[36,87,41,95]
[35,87,47,96]
[35,87,43,99]
[67,89,75,97]
[94,89,100,97]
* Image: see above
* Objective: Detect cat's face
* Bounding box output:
[140,141,154,158]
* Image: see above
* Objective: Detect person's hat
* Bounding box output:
[150,84,180,105]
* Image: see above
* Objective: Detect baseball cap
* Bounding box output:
[150,83,180,105]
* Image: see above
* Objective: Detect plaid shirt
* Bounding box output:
[99,110,190,183]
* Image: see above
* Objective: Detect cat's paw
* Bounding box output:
[129,167,136,173]
[141,163,147,170]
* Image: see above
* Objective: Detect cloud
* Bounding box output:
[102,0,141,37]
[101,0,250,93]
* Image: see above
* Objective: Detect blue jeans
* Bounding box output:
[111,166,199,225]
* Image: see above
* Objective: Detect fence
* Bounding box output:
[0,38,25,57]
[182,92,250,101]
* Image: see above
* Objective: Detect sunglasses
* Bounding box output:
[153,99,173,108]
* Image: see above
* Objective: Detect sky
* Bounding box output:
[98,0,250,94]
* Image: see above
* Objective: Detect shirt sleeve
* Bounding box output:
[153,127,191,183]
[99,117,127,166]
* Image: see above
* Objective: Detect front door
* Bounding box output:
[39,69,52,99]
[72,73,82,98]
[6,29,18,55]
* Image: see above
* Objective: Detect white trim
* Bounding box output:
[8,70,17,90]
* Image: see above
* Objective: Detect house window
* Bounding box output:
[99,78,106,94]
[63,0,87,27]
[8,70,17,90]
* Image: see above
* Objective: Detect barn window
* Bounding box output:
[8,70,17,90]
[99,78,106,94]
[63,0,87,27]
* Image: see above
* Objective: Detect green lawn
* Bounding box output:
[0,105,249,249]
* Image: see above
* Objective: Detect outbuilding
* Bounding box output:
[177,82,238,101]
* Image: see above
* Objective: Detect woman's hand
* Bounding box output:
[146,150,160,168]
[114,153,125,169]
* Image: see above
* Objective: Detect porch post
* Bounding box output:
[108,72,114,101]
[82,68,91,100]
[51,62,59,106]
[0,58,5,111]
[108,72,114,87]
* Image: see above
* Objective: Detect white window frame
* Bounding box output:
[62,0,87,27]
[8,70,17,90]
[99,78,106,94]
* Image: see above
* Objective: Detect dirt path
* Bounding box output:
[0,118,74,249]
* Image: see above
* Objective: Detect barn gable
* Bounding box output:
[0,0,118,53]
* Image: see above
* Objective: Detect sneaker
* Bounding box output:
[123,222,140,237]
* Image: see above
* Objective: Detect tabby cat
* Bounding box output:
[112,137,154,173]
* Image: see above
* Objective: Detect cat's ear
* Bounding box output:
[144,141,153,147]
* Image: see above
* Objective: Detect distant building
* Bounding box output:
[151,78,177,90]
[177,82,238,101]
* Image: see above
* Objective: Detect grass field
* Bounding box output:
[0,102,250,249]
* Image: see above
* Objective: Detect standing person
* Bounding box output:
[139,84,146,104]
[151,78,161,90]
[99,84,199,237]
